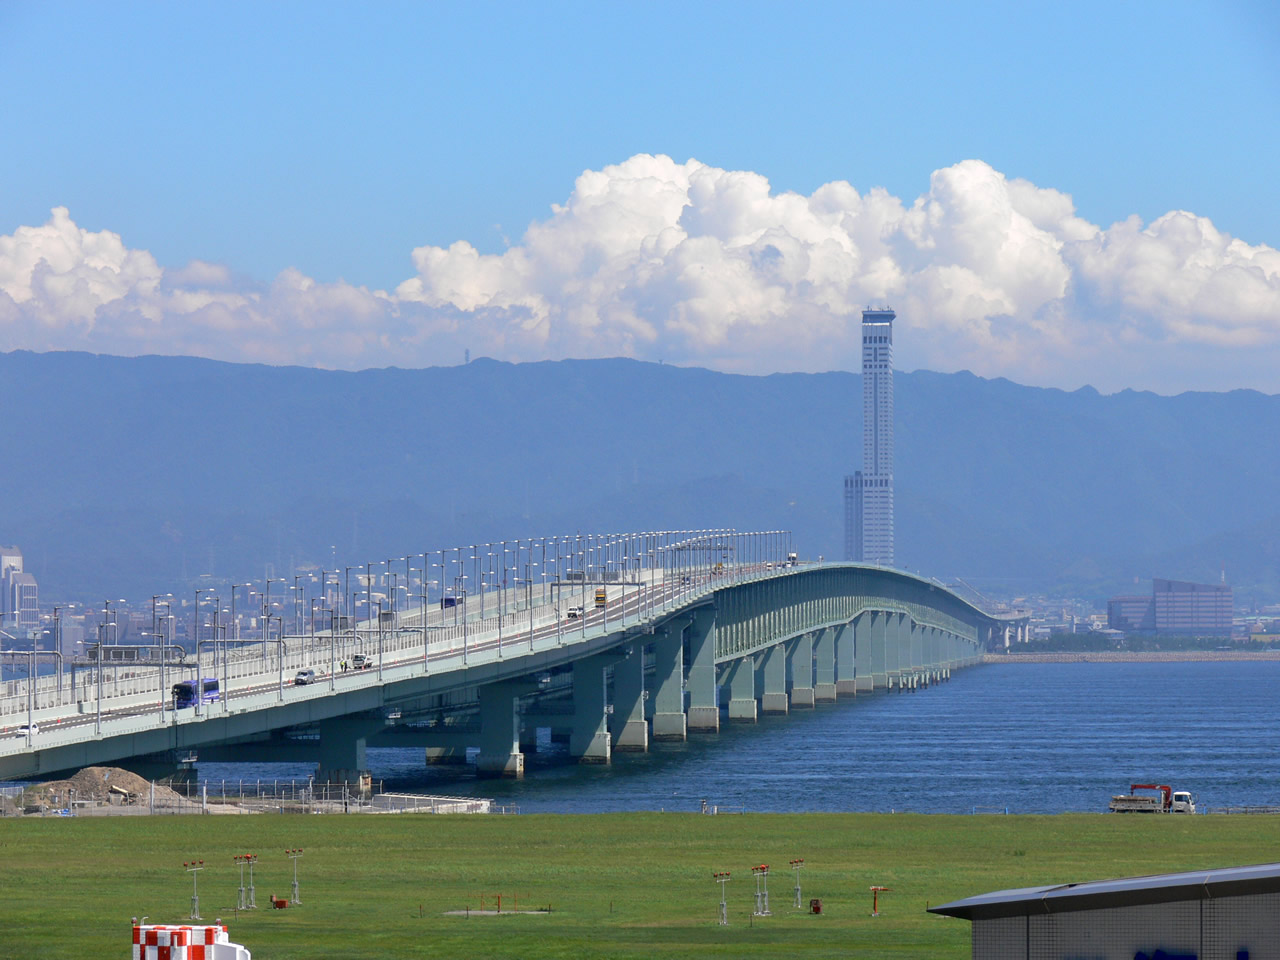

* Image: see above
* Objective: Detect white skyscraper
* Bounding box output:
[843,308,895,565]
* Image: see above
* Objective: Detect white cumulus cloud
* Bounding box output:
[3,156,1279,392]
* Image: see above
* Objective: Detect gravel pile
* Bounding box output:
[26,766,187,805]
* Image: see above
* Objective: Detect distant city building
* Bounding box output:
[0,545,22,619]
[1,545,37,631]
[1108,578,1232,636]
[10,572,38,633]
[843,308,895,565]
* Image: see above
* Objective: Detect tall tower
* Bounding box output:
[843,308,895,565]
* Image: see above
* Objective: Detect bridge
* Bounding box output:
[0,530,1014,783]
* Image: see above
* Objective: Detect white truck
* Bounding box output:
[1108,783,1196,814]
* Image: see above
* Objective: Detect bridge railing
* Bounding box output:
[0,534,795,736]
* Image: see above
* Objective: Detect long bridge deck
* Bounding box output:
[1,539,1011,782]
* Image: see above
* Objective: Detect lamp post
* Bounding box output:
[153,593,173,723]
[344,565,362,635]
[293,574,306,636]
[192,589,211,717]
[262,578,283,659]
[523,562,538,647]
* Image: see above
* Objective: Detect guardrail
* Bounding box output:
[0,554,792,744]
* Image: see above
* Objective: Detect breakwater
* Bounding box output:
[984,650,1280,664]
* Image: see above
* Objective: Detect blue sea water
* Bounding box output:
[198,661,1280,814]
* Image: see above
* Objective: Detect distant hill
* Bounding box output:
[1,350,1277,605]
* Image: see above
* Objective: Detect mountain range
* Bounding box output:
[1,350,1277,606]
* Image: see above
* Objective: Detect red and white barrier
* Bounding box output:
[131,924,250,960]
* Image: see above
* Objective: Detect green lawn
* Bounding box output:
[2,812,1277,959]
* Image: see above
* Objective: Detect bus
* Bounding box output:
[172,678,220,708]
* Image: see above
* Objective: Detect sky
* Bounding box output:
[1,1,1278,394]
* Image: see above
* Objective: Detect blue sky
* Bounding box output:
[2,1,1278,392]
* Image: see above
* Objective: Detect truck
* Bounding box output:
[1108,783,1196,814]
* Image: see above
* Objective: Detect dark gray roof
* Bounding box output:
[929,862,1280,921]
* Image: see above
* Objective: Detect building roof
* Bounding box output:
[928,862,1280,921]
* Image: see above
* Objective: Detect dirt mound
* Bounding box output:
[26,766,186,805]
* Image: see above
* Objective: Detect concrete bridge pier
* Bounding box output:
[570,654,613,763]
[316,714,379,786]
[854,613,874,692]
[686,607,719,732]
[835,622,857,696]
[813,627,836,702]
[651,621,688,741]
[476,682,525,778]
[609,644,648,751]
[425,745,468,765]
[758,643,788,714]
[886,612,906,691]
[120,752,200,785]
[870,611,888,689]
[723,656,757,722]
[787,633,814,707]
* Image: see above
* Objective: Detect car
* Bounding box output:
[352,654,373,670]
[11,723,38,738]
[294,669,316,685]
[566,605,584,620]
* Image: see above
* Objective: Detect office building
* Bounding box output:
[2,545,24,622]
[844,308,895,564]
[1108,578,1233,636]
[1,545,39,633]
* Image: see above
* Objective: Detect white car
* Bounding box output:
[12,723,38,738]
[566,605,584,620]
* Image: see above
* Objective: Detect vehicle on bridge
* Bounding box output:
[352,654,373,670]
[9,723,38,739]
[1108,783,1196,813]
[172,678,220,708]
[566,605,584,620]
[594,588,606,607]
[294,669,316,685]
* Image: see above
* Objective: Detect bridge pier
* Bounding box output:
[119,753,199,786]
[870,611,887,689]
[854,613,874,692]
[475,682,524,778]
[813,627,836,702]
[609,644,648,751]
[787,633,814,707]
[316,714,379,786]
[724,656,756,722]
[758,643,788,714]
[835,621,857,696]
[651,622,687,741]
[686,607,719,732]
[571,654,613,763]
[886,612,906,690]
[425,745,468,765]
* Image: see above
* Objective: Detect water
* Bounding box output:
[197,661,1280,813]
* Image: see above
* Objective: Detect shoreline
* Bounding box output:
[983,651,1280,664]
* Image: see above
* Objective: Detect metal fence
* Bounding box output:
[1,777,510,817]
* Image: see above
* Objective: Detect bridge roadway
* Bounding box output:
[0,560,1007,782]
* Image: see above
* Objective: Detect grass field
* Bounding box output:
[3,812,1280,959]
